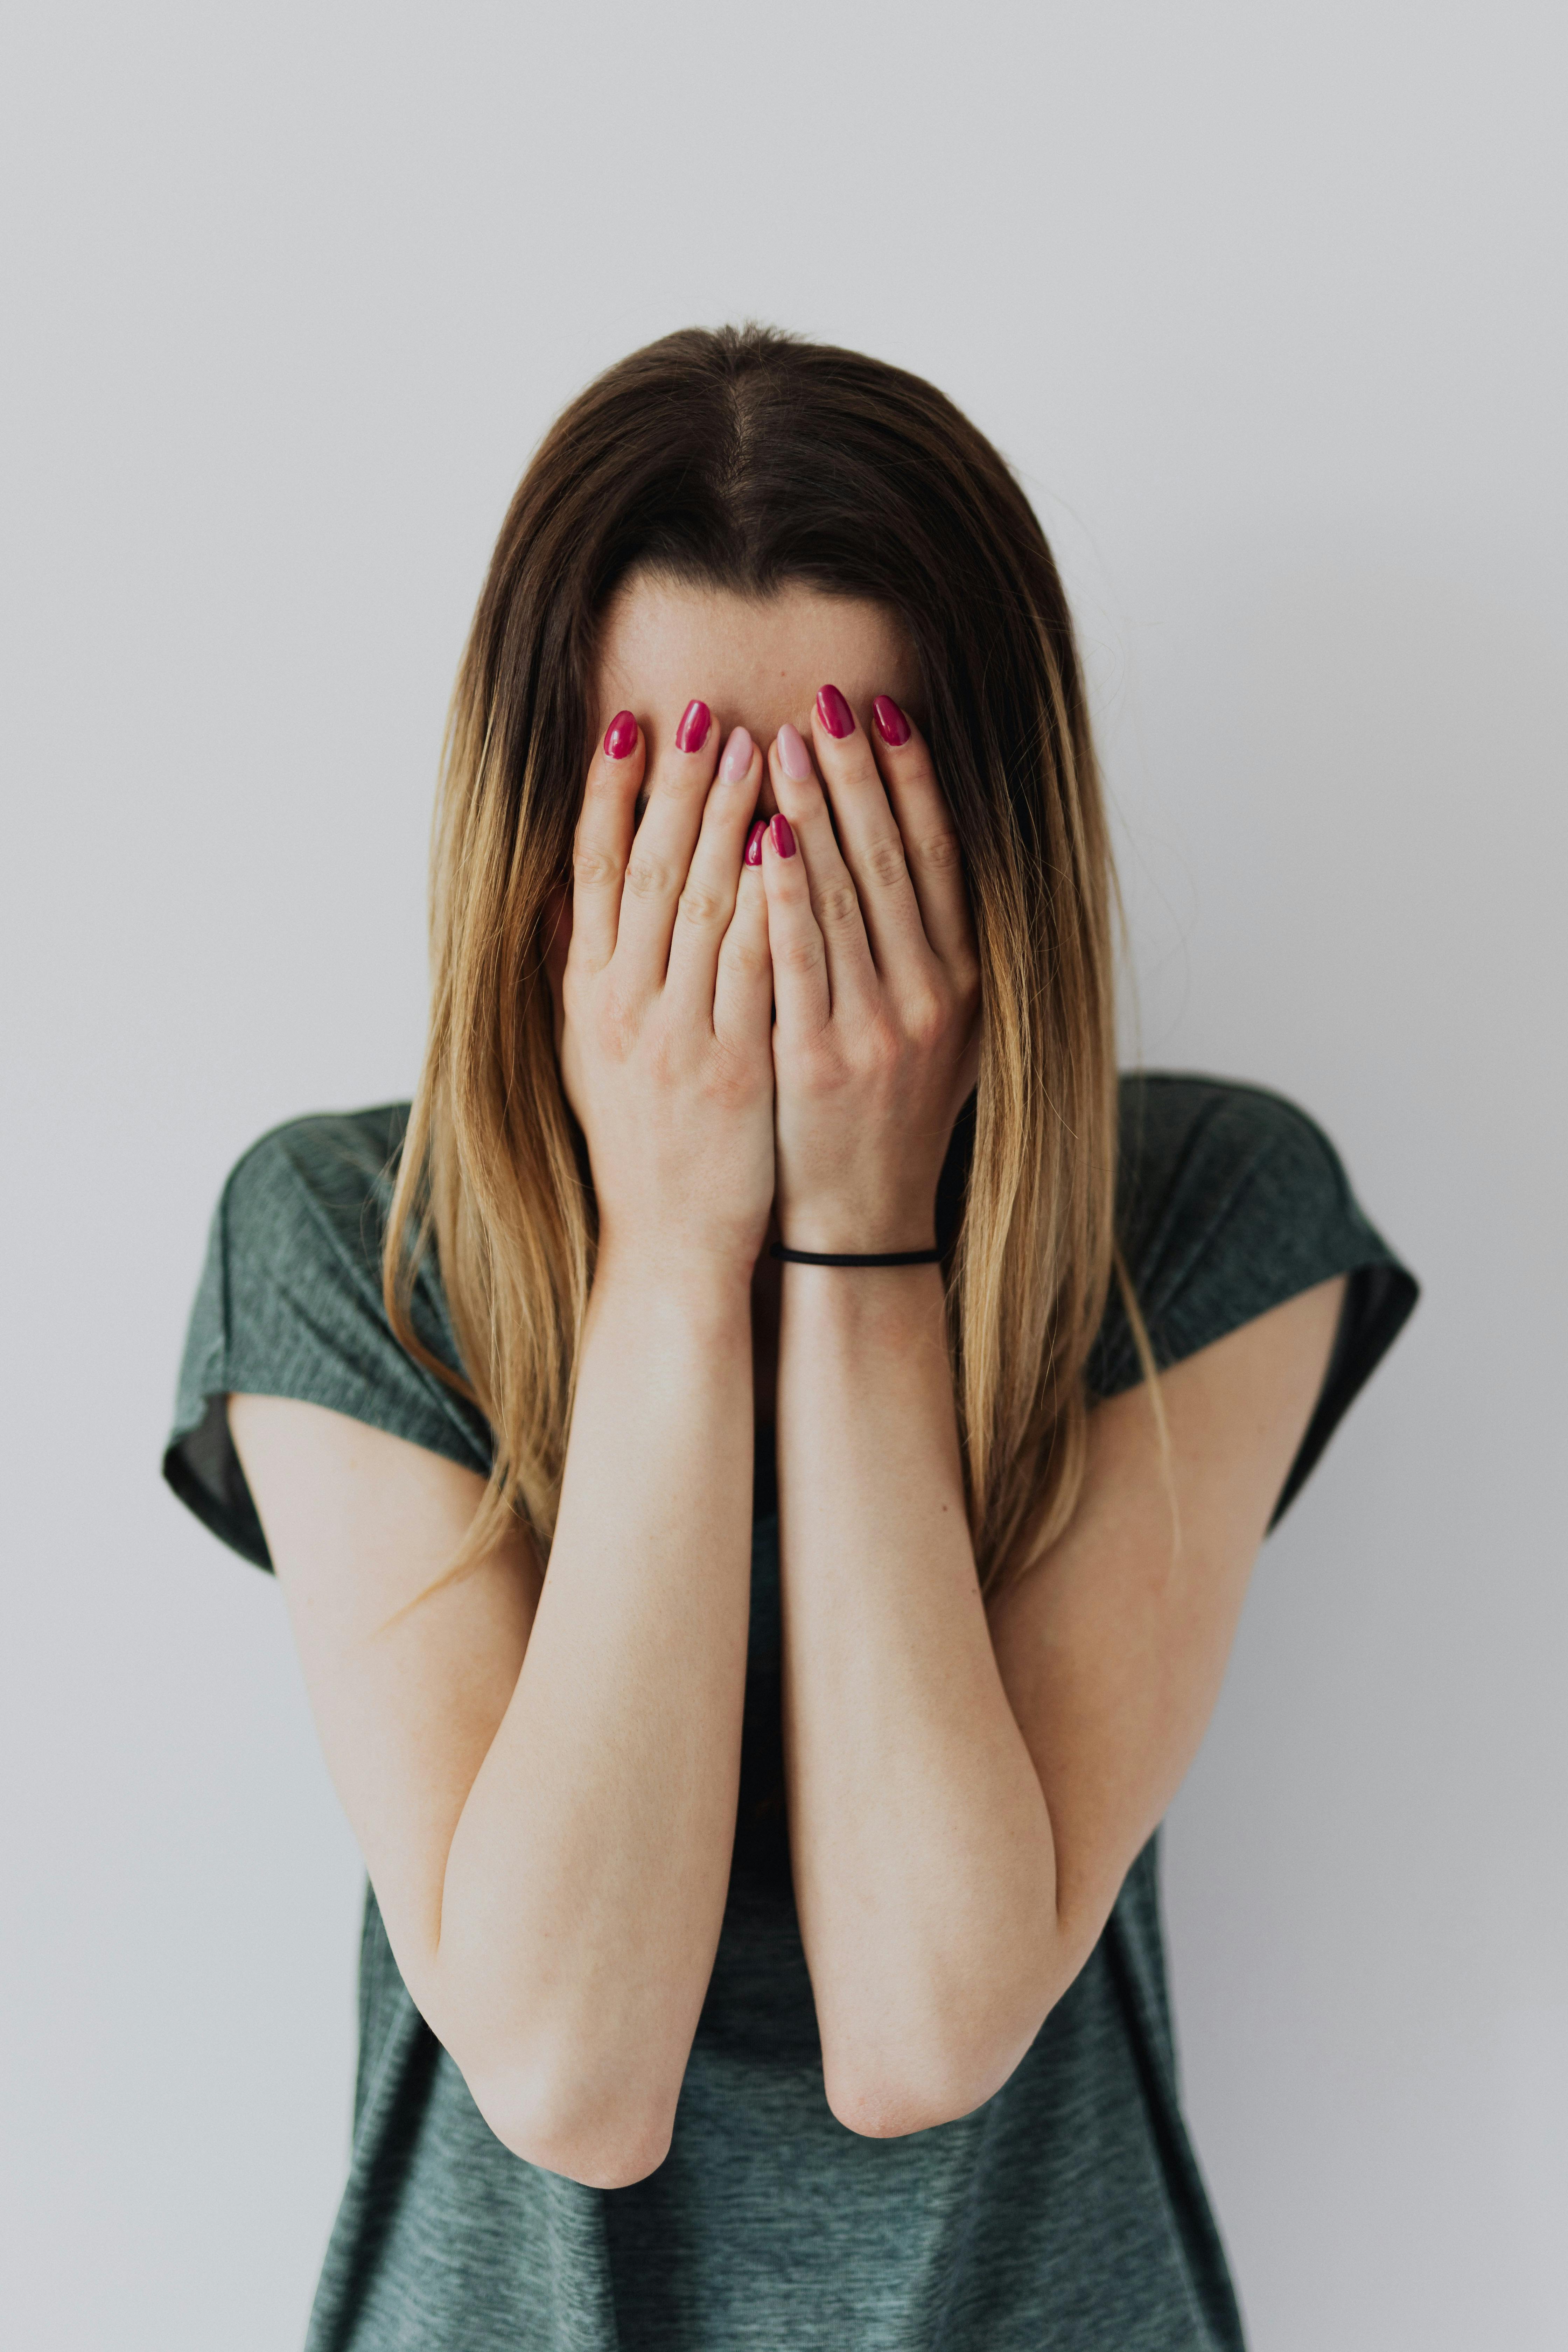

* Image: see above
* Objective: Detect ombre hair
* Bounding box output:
[384,323,1153,1600]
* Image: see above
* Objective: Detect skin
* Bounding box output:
[229,576,1344,2186]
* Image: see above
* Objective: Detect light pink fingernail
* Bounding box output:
[777,723,812,782]
[719,725,754,783]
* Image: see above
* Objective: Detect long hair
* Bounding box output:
[385,323,1141,1600]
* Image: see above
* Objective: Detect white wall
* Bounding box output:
[2,4,1562,2345]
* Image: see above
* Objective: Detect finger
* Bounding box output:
[664,727,764,1019]
[612,697,721,988]
[768,724,877,1010]
[761,809,831,1042]
[867,696,975,974]
[568,710,645,975]
[712,819,772,1046]
[809,685,932,976]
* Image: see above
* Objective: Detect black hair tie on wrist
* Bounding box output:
[768,1242,943,1267]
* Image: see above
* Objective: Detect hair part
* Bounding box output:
[384,323,1155,1608]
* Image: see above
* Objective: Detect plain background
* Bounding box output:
[2,3,1563,2346]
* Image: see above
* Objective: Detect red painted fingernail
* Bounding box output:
[769,812,796,860]
[816,683,855,739]
[603,710,638,760]
[744,819,766,867]
[675,698,711,754]
[872,695,910,747]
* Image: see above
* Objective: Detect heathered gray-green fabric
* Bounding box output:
[164,1073,1418,2352]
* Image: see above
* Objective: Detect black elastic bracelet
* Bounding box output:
[769,1242,943,1267]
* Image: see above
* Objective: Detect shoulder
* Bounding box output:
[211,1103,437,1383]
[1092,1074,1419,1502]
[218,1101,413,1262]
[167,1103,490,1570]
[1114,1070,1355,1229]
[210,1100,466,1384]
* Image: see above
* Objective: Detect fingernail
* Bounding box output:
[720,725,754,783]
[744,819,766,867]
[777,722,812,782]
[769,812,797,860]
[675,699,711,754]
[872,695,910,747]
[816,683,855,739]
[603,710,638,760]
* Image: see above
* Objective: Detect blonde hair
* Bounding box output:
[384,325,1157,1601]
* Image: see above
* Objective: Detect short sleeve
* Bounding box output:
[1087,1073,1419,1528]
[162,1104,494,1571]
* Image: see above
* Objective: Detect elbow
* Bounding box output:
[461,2060,676,2189]
[822,1986,1057,2141]
[824,2034,1038,2142]
[827,2078,961,2141]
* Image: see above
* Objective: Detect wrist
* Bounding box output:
[770,1203,937,1258]
[775,1253,946,1344]
[592,1233,758,1323]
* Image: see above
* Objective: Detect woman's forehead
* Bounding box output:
[594,575,922,756]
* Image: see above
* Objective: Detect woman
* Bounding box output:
[164,325,1418,2350]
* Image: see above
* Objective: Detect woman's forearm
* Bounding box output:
[436,1251,754,2182]
[776,1264,1058,2136]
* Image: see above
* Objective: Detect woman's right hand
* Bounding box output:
[558,702,775,1282]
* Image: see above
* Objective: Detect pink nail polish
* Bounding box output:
[872,695,910,748]
[777,723,812,782]
[816,683,854,739]
[720,725,754,783]
[770,812,797,859]
[675,699,711,754]
[603,710,638,760]
[744,819,766,867]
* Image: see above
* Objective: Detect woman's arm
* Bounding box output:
[230,705,775,2189]
[771,1253,1049,2135]
[232,1258,751,2190]
[773,1258,1344,2137]
[760,693,1344,2134]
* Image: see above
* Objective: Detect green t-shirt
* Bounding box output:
[164,1072,1417,2352]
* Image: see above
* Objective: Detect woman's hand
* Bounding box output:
[759,691,980,1254]
[560,704,775,1282]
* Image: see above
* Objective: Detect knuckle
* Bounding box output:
[778,930,825,979]
[594,993,639,1061]
[706,1050,757,1109]
[723,933,770,982]
[645,1023,684,1084]
[656,764,706,804]
[863,1020,903,1075]
[677,881,726,930]
[865,835,909,892]
[791,1035,837,1087]
[572,845,617,891]
[814,881,861,933]
[624,852,673,901]
[904,990,948,1050]
[918,828,963,875]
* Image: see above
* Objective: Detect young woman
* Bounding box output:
[164,326,1418,2351]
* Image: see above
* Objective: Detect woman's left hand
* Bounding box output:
[759,689,981,1255]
